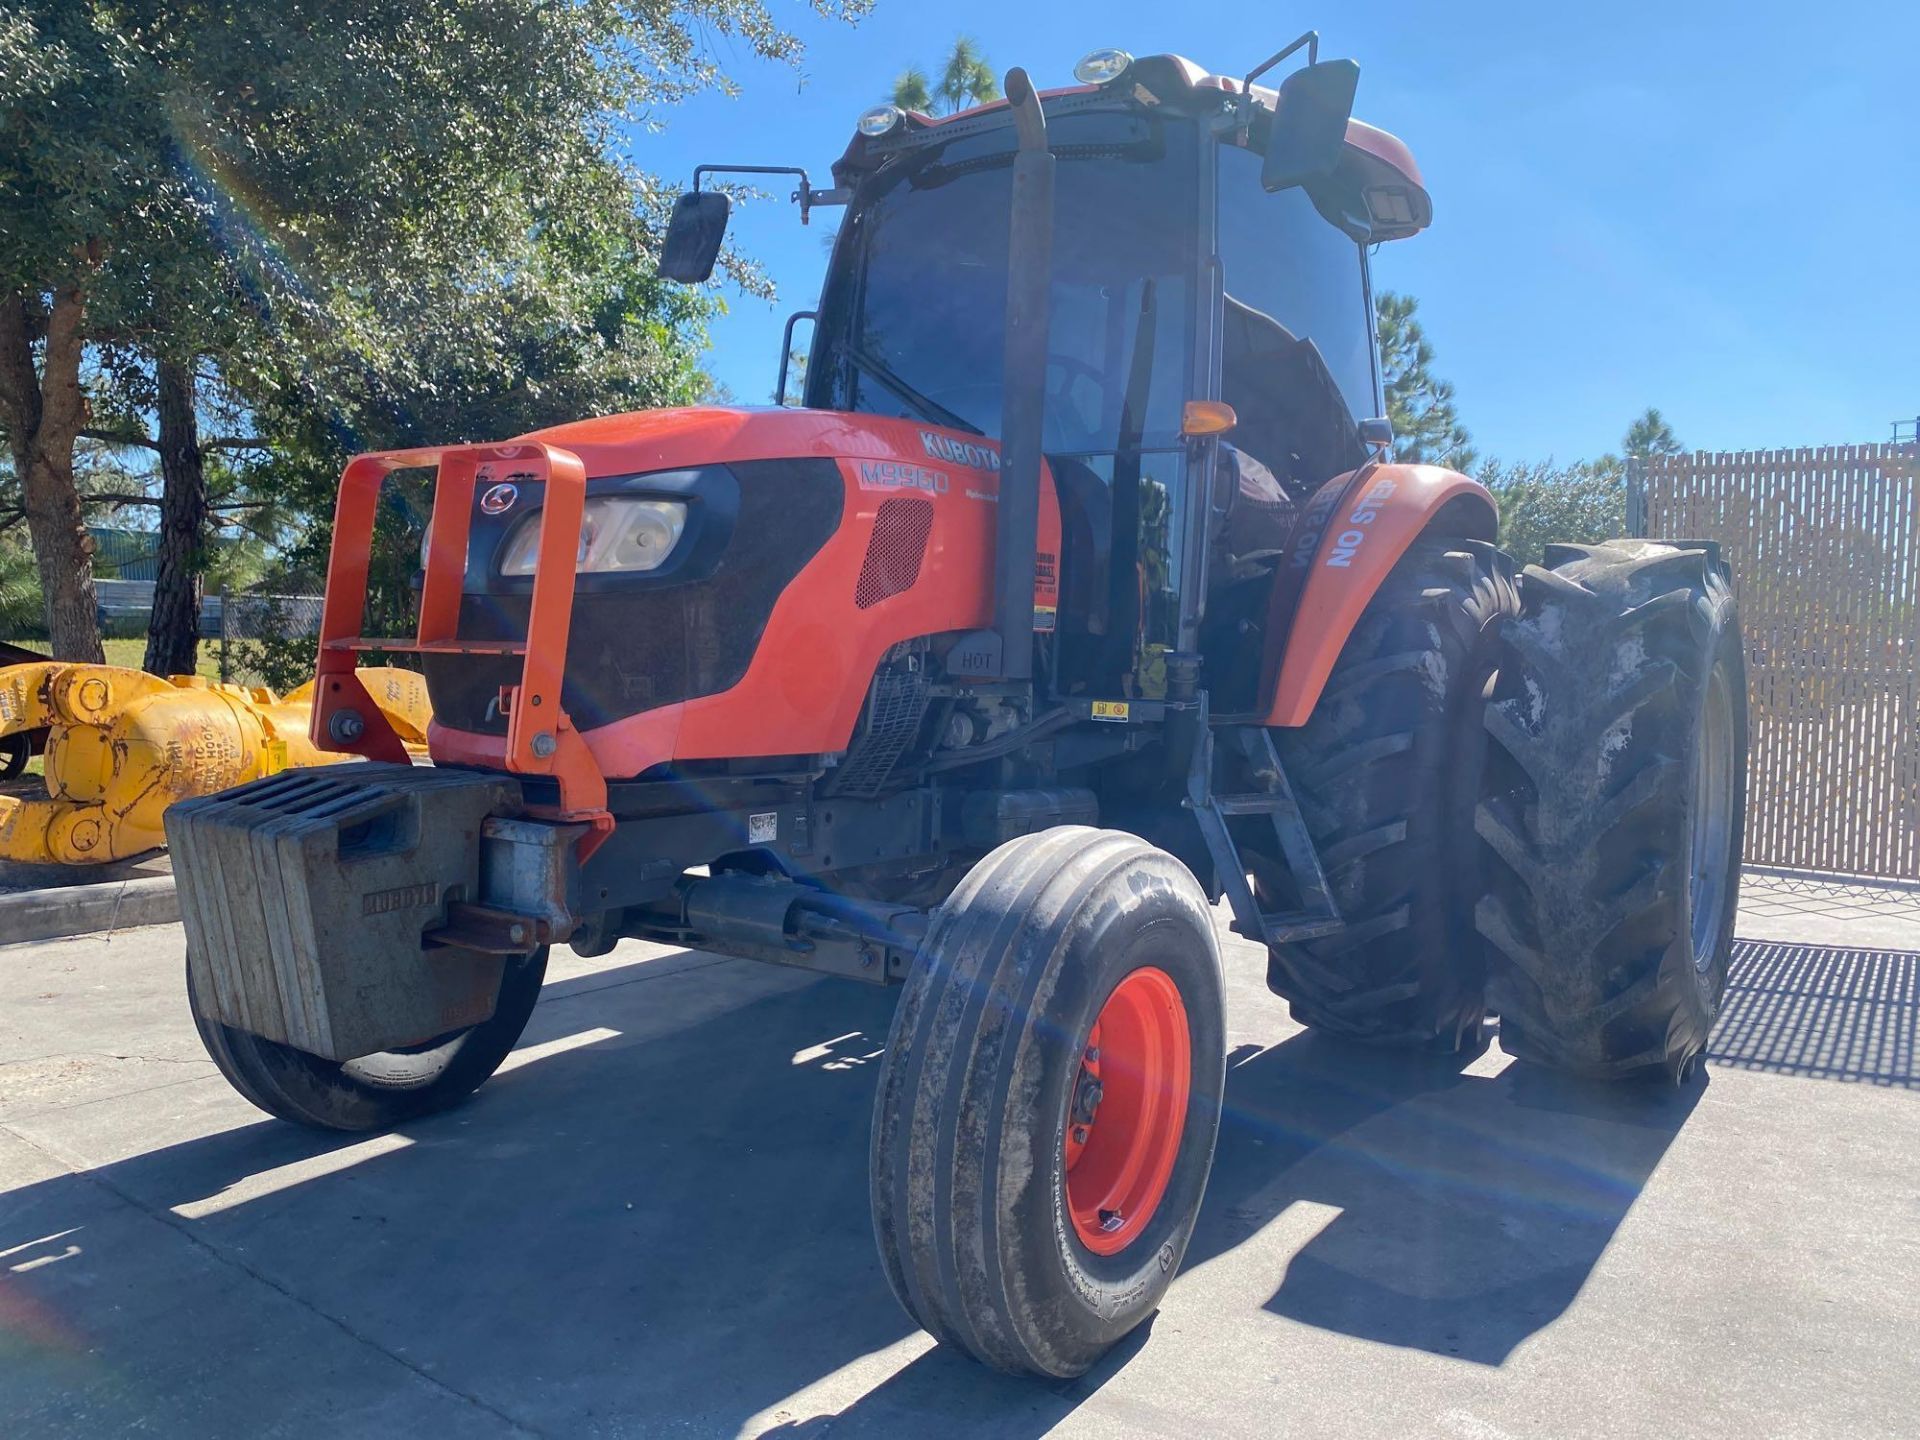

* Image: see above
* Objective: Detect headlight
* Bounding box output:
[497,497,688,577]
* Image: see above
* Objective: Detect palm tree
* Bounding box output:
[890,37,998,116]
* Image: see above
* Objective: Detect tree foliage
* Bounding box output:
[890,36,998,115]
[1483,412,1684,565]
[1480,456,1627,567]
[1375,290,1475,470]
[1624,406,1683,458]
[0,0,869,660]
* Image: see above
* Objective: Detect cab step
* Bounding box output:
[1187,712,1344,952]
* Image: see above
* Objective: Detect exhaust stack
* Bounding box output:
[993,67,1053,682]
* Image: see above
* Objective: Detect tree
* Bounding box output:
[1375,291,1475,470]
[891,37,998,115]
[0,0,871,663]
[1479,456,1627,567]
[1624,406,1683,458]
[78,356,289,673]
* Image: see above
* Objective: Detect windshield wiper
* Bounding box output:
[849,345,985,437]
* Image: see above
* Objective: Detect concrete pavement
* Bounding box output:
[1,891,1915,1438]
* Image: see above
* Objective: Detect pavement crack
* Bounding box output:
[0,1117,547,1438]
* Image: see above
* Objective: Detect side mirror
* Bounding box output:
[1358,415,1394,454]
[1261,59,1359,193]
[660,190,731,283]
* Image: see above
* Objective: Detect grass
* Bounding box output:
[4,636,224,683]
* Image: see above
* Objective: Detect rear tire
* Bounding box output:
[1262,538,1518,1048]
[187,947,548,1130]
[871,827,1226,1378]
[0,732,29,781]
[1476,540,1748,1081]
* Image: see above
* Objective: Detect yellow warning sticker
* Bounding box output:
[1090,700,1130,722]
[264,738,290,773]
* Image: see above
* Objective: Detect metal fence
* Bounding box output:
[1632,445,1920,880]
[216,589,324,687]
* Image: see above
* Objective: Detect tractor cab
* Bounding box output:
[700,47,1431,705]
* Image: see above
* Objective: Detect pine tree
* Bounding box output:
[1623,406,1683,458]
[1374,291,1476,469]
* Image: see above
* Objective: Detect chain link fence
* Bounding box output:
[1632,443,1920,880]
[216,589,325,691]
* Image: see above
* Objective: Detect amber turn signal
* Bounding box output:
[1180,401,1238,436]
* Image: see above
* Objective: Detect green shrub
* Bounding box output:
[1480,457,1628,568]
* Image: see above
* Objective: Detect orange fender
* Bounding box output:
[1262,463,1497,728]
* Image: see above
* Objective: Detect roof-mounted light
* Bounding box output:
[1074,48,1134,85]
[857,103,903,137]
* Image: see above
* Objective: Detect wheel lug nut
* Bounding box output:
[1072,1125,1089,1143]
[1084,1046,1099,1063]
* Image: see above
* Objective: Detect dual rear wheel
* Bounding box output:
[1268,535,1748,1084]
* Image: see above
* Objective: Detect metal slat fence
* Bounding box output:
[1633,445,1920,879]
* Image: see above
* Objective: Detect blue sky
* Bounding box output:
[628,0,1919,462]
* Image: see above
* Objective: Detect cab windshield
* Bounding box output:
[813,111,1199,456]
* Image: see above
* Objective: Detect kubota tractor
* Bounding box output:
[168,35,1748,1379]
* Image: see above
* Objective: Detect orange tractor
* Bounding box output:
[170,36,1747,1378]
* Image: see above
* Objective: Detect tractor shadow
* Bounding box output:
[1,950,1703,1436]
[1185,1025,1703,1367]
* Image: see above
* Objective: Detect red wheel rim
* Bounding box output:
[1064,966,1191,1255]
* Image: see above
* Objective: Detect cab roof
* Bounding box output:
[832,53,1430,242]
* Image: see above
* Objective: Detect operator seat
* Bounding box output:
[1220,296,1366,501]
[1202,297,1370,711]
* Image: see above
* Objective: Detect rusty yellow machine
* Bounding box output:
[0,662,430,865]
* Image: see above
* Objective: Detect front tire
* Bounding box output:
[870,827,1226,1378]
[1476,540,1748,1081]
[188,947,549,1130]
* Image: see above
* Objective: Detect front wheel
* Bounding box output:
[870,827,1226,1378]
[187,947,549,1131]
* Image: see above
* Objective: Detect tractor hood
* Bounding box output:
[515,405,999,482]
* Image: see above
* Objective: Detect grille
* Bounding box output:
[855,497,934,609]
[827,657,933,797]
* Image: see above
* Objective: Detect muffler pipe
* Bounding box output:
[993,66,1053,682]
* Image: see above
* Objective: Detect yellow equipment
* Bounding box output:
[0,663,431,865]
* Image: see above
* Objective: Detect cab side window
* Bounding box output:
[1215,143,1375,497]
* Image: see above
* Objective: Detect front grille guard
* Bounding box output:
[310,442,614,859]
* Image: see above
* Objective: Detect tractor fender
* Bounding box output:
[1261,463,1497,728]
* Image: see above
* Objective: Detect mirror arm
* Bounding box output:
[1237,29,1321,136]
[690,165,848,225]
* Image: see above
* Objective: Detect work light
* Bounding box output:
[1073,48,1133,85]
[857,103,902,136]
